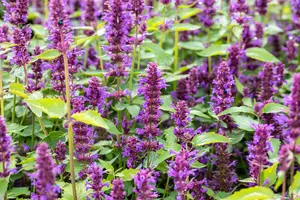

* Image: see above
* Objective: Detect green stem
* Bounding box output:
[282,173,286,200]
[129,24,139,90]
[62,34,77,199]
[207,29,212,75]
[0,60,4,117]
[83,45,89,69]
[32,114,35,149]
[12,77,17,123]
[137,46,141,70]
[44,0,48,20]
[37,116,48,136]
[173,30,179,90]
[20,109,27,125]
[23,63,28,85]
[147,149,151,168]
[96,39,104,71]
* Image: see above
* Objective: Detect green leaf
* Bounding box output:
[228,132,245,144]
[42,131,66,148]
[24,98,67,118]
[160,95,174,112]
[99,159,114,174]
[6,122,27,133]
[197,44,229,57]
[103,119,122,135]
[218,106,255,117]
[0,178,9,199]
[27,92,43,117]
[264,24,283,35]
[268,138,281,162]
[142,42,172,65]
[261,103,289,114]
[178,8,201,20]
[116,168,139,181]
[221,186,274,200]
[0,42,17,49]
[150,149,174,169]
[126,105,140,118]
[72,110,108,129]
[34,49,62,61]
[191,160,206,169]
[61,181,87,200]
[75,35,96,47]
[171,23,201,32]
[7,187,30,199]
[242,97,253,107]
[178,41,205,51]
[246,47,279,63]
[31,24,48,38]
[231,115,258,131]
[275,170,285,190]
[9,83,29,99]
[190,110,211,119]
[235,77,244,94]
[239,177,255,184]
[232,25,243,39]
[290,171,300,196]
[163,127,181,152]
[192,132,231,146]
[260,162,278,187]
[164,74,189,82]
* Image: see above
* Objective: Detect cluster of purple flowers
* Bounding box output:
[229,0,250,24]
[199,0,216,27]
[3,0,29,25]
[133,168,159,199]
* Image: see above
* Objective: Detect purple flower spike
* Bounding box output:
[31,142,58,200]
[110,178,126,200]
[274,62,284,88]
[199,0,216,27]
[136,62,166,140]
[26,46,45,93]
[82,0,100,35]
[54,140,66,162]
[211,61,235,115]
[87,163,109,200]
[3,0,29,25]
[227,43,241,78]
[11,26,31,67]
[255,0,268,15]
[247,124,273,184]
[133,168,159,200]
[0,116,14,178]
[259,62,276,102]
[172,101,194,142]
[284,38,297,60]
[291,0,300,28]
[278,144,293,172]
[289,74,300,141]
[168,149,197,199]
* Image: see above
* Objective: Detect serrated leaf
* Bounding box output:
[126,105,140,118]
[190,110,211,119]
[260,162,278,187]
[34,49,62,60]
[99,159,114,174]
[160,95,174,112]
[228,132,245,144]
[31,24,48,38]
[246,47,279,63]
[232,25,243,39]
[275,170,285,190]
[116,168,139,181]
[24,98,67,118]
[191,161,206,169]
[42,131,66,148]
[171,23,201,32]
[7,187,30,199]
[75,35,96,47]
[178,8,201,20]
[264,24,283,35]
[231,115,258,131]
[192,132,230,146]
[9,83,29,99]
[103,119,122,135]
[0,42,17,49]
[27,91,43,117]
[164,74,189,82]
[197,44,229,57]
[0,178,9,199]
[72,110,108,129]
[6,122,27,133]
[221,186,274,200]
[261,103,289,114]
[218,106,255,116]
[142,42,172,65]
[290,171,300,196]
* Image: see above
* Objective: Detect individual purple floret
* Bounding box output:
[168,149,197,200]
[278,144,293,172]
[26,46,45,93]
[84,76,109,114]
[274,62,284,88]
[199,0,216,27]
[3,0,29,25]
[54,140,66,162]
[289,74,300,141]
[0,116,14,178]
[259,62,276,102]
[171,101,194,142]
[133,168,159,200]
[255,0,268,15]
[110,178,126,200]
[11,26,31,67]
[31,142,58,200]
[247,124,273,184]
[211,61,235,115]
[255,22,264,38]
[136,62,166,140]
[121,136,143,168]
[103,0,133,77]
[187,67,200,99]
[86,163,109,200]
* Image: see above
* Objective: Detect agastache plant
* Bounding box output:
[133,168,159,199]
